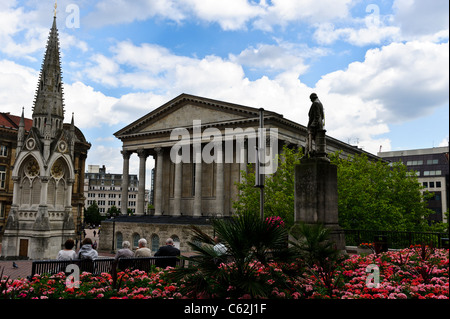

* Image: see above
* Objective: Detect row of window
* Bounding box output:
[86,200,136,207]
[87,193,137,199]
[423,170,442,176]
[406,159,439,166]
[99,208,136,213]
[423,181,442,188]
[88,186,137,191]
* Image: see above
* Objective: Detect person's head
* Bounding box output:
[214,236,221,244]
[64,239,75,250]
[165,238,174,246]
[138,238,147,248]
[310,93,318,101]
[122,241,131,249]
[82,238,93,246]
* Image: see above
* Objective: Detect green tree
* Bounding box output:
[84,201,103,225]
[234,147,441,232]
[107,205,121,218]
[233,145,302,228]
[329,152,434,231]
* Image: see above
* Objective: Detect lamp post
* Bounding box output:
[255,108,265,221]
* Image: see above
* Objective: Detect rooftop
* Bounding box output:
[102,215,227,226]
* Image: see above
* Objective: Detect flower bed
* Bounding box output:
[1,248,448,299]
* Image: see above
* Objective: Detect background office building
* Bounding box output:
[84,165,148,215]
[379,146,449,224]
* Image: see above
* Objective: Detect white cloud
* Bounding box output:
[313,22,400,46]
[0,2,88,60]
[438,136,449,147]
[84,0,354,31]
[181,0,264,30]
[84,0,185,28]
[316,41,449,123]
[63,81,119,128]
[229,43,309,74]
[254,0,353,30]
[393,0,449,38]
[0,60,37,115]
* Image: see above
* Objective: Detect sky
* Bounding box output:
[0,0,448,189]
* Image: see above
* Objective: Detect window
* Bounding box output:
[172,235,180,249]
[116,232,123,250]
[151,234,160,252]
[133,233,140,248]
[423,182,428,188]
[430,182,435,188]
[424,170,442,176]
[436,181,442,188]
[0,166,6,189]
[427,159,438,165]
[0,145,7,157]
[407,160,423,166]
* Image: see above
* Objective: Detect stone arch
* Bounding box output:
[47,153,75,180]
[132,232,140,249]
[171,234,180,249]
[17,155,41,207]
[116,232,123,250]
[13,152,46,178]
[50,157,69,208]
[151,234,160,252]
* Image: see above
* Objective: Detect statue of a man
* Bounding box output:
[306,93,324,156]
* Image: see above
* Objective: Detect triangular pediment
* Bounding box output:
[115,93,277,138]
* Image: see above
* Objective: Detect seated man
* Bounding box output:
[134,238,152,257]
[154,238,180,268]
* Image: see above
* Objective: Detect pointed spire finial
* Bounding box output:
[54,0,57,17]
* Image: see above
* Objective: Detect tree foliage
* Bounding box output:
[329,152,434,231]
[233,147,443,232]
[233,145,302,228]
[84,201,103,225]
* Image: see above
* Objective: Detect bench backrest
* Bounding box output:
[116,256,183,272]
[30,256,184,279]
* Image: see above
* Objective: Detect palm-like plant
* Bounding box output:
[290,222,344,297]
[170,213,296,298]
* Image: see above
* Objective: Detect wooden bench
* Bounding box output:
[29,256,184,280]
[116,256,184,272]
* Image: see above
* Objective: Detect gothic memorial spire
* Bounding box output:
[32,15,65,139]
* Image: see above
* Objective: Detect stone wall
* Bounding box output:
[99,220,214,254]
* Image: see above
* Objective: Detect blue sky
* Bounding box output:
[0,0,448,188]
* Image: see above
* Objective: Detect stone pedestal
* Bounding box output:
[293,157,345,250]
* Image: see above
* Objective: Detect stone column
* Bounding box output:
[121,150,131,214]
[137,149,148,215]
[173,152,182,216]
[11,176,20,206]
[35,176,50,231]
[64,178,75,230]
[40,176,49,206]
[65,179,74,208]
[215,143,224,216]
[154,147,164,216]
[193,146,202,216]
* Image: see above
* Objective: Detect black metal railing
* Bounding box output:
[344,229,449,249]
